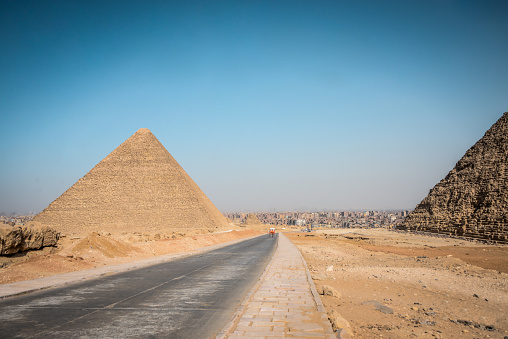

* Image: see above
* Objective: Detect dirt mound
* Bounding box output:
[72,232,142,258]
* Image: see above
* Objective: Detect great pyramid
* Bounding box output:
[30,129,229,236]
[399,112,508,242]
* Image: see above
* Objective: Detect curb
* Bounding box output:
[292,234,337,338]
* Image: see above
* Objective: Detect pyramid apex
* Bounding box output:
[136,128,152,134]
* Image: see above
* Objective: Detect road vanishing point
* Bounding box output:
[0,234,278,338]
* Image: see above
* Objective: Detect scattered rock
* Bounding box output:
[362,300,394,314]
[322,285,341,298]
[450,319,496,331]
[312,273,329,281]
[328,309,354,338]
[425,311,437,317]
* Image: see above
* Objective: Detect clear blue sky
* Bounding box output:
[1,1,507,214]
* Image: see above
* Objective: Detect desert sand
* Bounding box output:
[287,228,508,338]
[2,225,507,339]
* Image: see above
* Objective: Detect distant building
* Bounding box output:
[289,219,306,226]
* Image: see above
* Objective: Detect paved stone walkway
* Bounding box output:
[220,233,335,338]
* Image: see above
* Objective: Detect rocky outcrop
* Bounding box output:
[0,225,60,255]
[399,112,508,242]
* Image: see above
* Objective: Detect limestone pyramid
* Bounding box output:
[399,112,508,242]
[243,214,262,225]
[30,129,229,236]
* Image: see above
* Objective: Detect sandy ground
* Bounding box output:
[3,225,506,338]
[286,228,508,339]
[0,228,262,285]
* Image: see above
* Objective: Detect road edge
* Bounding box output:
[292,234,337,337]
[0,233,264,299]
[215,233,279,339]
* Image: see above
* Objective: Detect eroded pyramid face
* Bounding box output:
[400,112,508,242]
[31,129,228,236]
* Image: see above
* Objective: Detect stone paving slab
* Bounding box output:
[218,233,335,339]
[0,233,261,299]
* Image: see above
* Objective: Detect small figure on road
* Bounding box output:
[269,227,276,238]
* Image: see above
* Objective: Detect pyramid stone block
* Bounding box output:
[30,129,228,236]
[399,112,508,242]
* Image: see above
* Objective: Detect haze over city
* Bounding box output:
[1,1,507,214]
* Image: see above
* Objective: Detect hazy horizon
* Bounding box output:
[1,1,507,214]
[1,208,413,217]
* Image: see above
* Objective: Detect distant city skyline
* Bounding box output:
[1,1,507,214]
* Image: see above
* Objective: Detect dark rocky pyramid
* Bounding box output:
[398,112,508,242]
[30,129,229,236]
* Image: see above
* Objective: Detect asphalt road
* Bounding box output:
[0,234,278,338]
